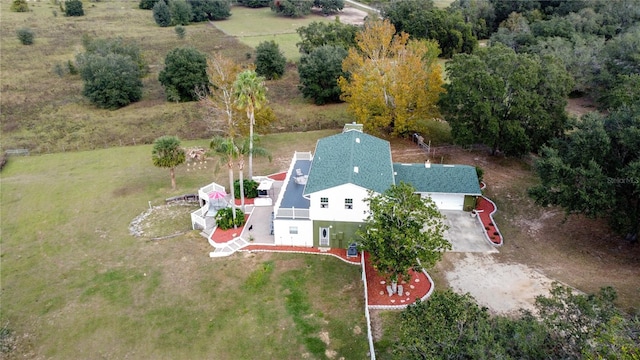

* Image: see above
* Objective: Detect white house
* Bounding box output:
[271,124,482,249]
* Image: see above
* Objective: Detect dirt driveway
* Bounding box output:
[440,253,555,315]
[440,211,555,315]
[390,138,640,314]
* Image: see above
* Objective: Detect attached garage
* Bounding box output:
[423,193,465,211]
[394,163,482,211]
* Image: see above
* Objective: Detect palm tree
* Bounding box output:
[152,136,186,190]
[210,136,239,228]
[236,136,272,210]
[233,70,267,180]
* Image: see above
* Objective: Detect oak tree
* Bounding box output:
[338,19,444,137]
[439,44,573,156]
[357,182,450,284]
[159,47,208,102]
[298,45,348,105]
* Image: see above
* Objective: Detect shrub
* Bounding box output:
[313,0,343,15]
[175,25,186,39]
[234,179,259,199]
[10,0,29,12]
[170,0,192,26]
[189,0,230,21]
[16,28,34,45]
[81,36,148,75]
[77,53,143,109]
[236,0,269,8]
[255,40,286,80]
[158,47,208,102]
[298,45,347,105]
[64,0,84,16]
[215,207,246,230]
[153,0,171,27]
[139,0,159,9]
[270,0,311,17]
[475,166,484,182]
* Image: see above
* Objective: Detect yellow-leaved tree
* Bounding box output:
[338,19,444,136]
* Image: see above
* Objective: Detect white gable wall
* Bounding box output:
[308,183,372,222]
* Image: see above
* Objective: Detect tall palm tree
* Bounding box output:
[237,136,272,210]
[210,136,239,228]
[233,70,267,180]
[152,136,186,190]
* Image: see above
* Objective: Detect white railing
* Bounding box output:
[361,254,376,360]
[294,151,313,160]
[274,207,310,219]
[198,182,227,201]
[191,207,208,230]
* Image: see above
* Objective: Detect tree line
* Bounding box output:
[44,0,638,239]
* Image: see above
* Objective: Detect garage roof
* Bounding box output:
[393,163,482,195]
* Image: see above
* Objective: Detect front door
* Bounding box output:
[319,227,330,247]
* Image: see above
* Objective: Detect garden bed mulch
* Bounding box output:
[267,171,287,181]
[363,252,433,309]
[209,214,250,244]
[475,196,503,245]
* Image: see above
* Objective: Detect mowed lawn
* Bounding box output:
[0,130,368,359]
[214,6,351,61]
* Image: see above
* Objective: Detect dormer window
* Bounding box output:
[320,197,329,208]
[345,198,353,209]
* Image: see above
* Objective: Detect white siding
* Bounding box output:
[273,219,313,247]
[308,184,372,222]
[421,193,465,211]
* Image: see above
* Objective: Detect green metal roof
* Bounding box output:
[304,130,395,195]
[393,163,482,195]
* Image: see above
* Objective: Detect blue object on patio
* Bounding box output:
[347,243,358,257]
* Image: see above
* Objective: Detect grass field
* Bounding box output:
[0,129,373,359]
[213,6,343,62]
[0,0,348,154]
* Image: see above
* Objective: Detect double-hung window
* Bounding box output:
[320,197,329,208]
[345,198,353,209]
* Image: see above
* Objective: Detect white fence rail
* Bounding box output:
[361,254,376,360]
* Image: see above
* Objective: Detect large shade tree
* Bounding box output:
[357,182,450,283]
[338,19,444,137]
[397,284,638,359]
[298,45,348,105]
[439,43,573,156]
[381,0,477,58]
[529,106,640,240]
[233,70,267,180]
[159,47,208,102]
[152,136,186,190]
[296,19,358,55]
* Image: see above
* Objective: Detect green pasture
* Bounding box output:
[214,6,357,62]
[0,129,369,359]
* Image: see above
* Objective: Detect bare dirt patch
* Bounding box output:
[331,6,369,25]
[443,253,555,315]
[566,96,597,118]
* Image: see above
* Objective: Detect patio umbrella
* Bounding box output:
[208,191,228,211]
